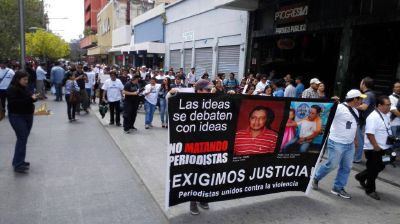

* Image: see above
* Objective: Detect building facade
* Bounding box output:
[217,0,400,97]
[164,0,249,80]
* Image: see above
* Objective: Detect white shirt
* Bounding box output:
[284,84,296,98]
[99,73,110,84]
[364,110,392,150]
[329,103,359,144]
[187,72,196,84]
[253,81,267,95]
[102,79,124,102]
[144,83,161,105]
[297,119,318,138]
[85,71,96,89]
[36,66,47,80]
[389,94,400,126]
[0,68,15,90]
[140,71,148,80]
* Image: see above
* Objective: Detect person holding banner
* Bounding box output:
[312,89,365,199]
[234,106,278,155]
[189,79,213,215]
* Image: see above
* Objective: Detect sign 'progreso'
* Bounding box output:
[166,93,337,207]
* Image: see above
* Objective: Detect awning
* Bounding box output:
[108,44,130,53]
[126,42,165,54]
[87,46,109,56]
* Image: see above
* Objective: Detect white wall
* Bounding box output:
[164,0,249,80]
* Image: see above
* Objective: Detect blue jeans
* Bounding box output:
[314,139,355,191]
[283,136,311,153]
[354,125,365,162]
[144,100,156,125]
[391,126,400,149]
[159,98,167,124]
[9,114,33,168]
[54,83,63,101]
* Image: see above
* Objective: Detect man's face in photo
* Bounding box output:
[308,108,319,121]
[249,110,267,131]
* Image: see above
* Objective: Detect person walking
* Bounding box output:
[158,77,172,128]
[75,64,89,113]
[302,78,320,99]
[389,81,400,137]
[0,59,15,114]
[102,71,124,126]
[35,62,47,100]
[144,77,161,129]
[295,76,305,98]
[186,67,196,87]
[312,90,365,199]
[355,96,393,200]
[123,75,141,133]
[50,61,65,101]
[354,77,376,163]
[6,71,37,173]
[64,72,80,121]
[84,66,96,105]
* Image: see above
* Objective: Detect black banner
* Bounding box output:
[167,94,337,207]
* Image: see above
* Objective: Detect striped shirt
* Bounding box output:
[234,128,278,155]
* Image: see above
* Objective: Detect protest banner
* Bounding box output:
[166,93,337,207]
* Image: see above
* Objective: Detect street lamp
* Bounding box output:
[19,0,25,70]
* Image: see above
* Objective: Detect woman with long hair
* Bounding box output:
[6,71,37,173]
[158,77,171,128]
[63,72,80,121]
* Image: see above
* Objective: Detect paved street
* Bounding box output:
[0,99,167,224]
[96,103,400,224]
[0,98,399,224]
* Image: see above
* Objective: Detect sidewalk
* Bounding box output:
[93,103,400,223]
[0,99,167,224]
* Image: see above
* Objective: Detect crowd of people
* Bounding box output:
[1,59,400,214]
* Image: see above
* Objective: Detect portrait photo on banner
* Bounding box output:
[280,101,333,154]
[233,99,286,156]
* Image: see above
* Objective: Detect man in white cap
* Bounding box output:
[302,78,321,99]
[140,66,148,80]
[312,89,366,199]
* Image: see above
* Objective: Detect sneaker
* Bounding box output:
[131,127,138,131]
[190,201,199,215]
[355,175,367,189]
[149,124,153,128]
[311,178,319,190]
[331,189,351,199]
[124,130,131,134]
[145,124,150,129]
[199,202,209,209]
[109,122,114,125]
[367,192,380,200]
[14,166,29,173]
[353,160,362,164]
[116,123,121,127]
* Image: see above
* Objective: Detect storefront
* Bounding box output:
[165,0,249,80]
[217,0,400,97]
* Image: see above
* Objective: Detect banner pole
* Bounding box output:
[305,133,329,195]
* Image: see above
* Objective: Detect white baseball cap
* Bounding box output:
[310,78,321,84]
[345,89,367,99]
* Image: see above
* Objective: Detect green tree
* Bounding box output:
[0,0,46,60]
[26,30,70,61]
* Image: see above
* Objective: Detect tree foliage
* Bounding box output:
[26,30,70,61]
[0,0,46,59]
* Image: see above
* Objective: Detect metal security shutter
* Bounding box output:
[169,50,181,71]
[194,47,213,80]
[183,49,193,74]
[217,45,240,75]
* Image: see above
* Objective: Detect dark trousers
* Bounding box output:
[123,99,139,131]
[356,150,385,193]
[0,89,7,112]
[55,83,63,101]
[79,89,89,111]
[9,114,33,168]
[65,94,77,120]
[109,101,121,124]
